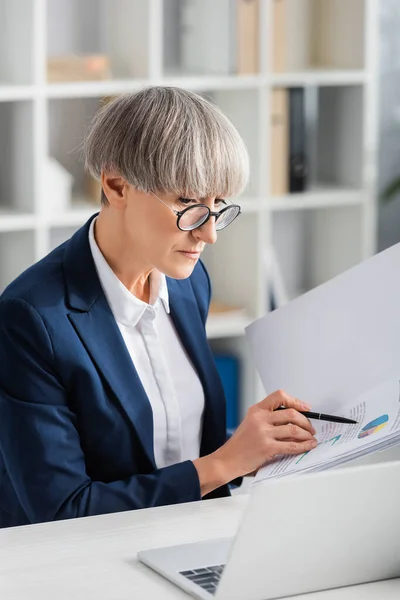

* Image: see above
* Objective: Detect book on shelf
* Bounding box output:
[47,54,111,82]
[236,0,260,75]
[272,0,313,72]
[180,0,236,75]
[271,0,363,73]
[180,0,259,75]
[271,0,286,72]
[312,0,364,70]
[207,300,247,322]
[288,87,307,192]
[270,88,289,196]
[270,87,308,196]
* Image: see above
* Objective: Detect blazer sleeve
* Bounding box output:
[0,299,201,525]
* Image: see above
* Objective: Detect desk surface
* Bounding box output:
[0,494,399,600]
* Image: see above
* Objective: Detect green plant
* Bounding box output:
[382,175,400,204]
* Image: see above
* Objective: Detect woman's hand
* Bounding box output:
[193,390,318,496]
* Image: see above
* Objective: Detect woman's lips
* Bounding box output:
[178,250,201,259]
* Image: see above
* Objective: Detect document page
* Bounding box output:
[245,242,400,412]
[255,378,400,482]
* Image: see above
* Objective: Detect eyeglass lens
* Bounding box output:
[178,205,240,231]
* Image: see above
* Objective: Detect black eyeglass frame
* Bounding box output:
[149,191,242,232]
[174,203,242,231]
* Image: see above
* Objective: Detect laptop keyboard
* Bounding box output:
[179,564,225,595]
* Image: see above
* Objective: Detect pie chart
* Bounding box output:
[358,414,389,439]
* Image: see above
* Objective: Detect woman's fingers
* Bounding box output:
[271,439,318,456]
[273,423,317,442]
[258,389,311,413]
[270,407,316,435]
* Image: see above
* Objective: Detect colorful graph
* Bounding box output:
[295,435,341,463]
[328,435,341,446]
[295,451,310,464]
[358,414,389,439]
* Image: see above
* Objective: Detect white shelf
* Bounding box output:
[206,314,252,339]
[237,198,263,214]
[269,69,367,88]
[0,85,36,102]
[0,70,366,103]
[239,188,365,214]
[45,79,149,99]
[45,74,266,99]
[0,70,367,103]
[0,210,36,231]
[160,74,265,91]
[267,187,365,211]
[43,198,98,227]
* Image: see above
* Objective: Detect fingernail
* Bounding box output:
[301,403,312,411]
[311,427,317,435]
[311,440,318,448]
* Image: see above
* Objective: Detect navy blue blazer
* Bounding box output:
[0,215,229,528]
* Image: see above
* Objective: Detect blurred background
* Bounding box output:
[0,0,398,432]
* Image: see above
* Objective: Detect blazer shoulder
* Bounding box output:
[0,243,67,310]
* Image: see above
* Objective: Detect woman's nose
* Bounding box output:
[194,217,218,245]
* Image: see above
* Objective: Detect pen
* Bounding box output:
[276,406,357,424]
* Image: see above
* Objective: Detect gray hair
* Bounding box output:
[83,86,249,205]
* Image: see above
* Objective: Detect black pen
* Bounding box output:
[276,406,357,424]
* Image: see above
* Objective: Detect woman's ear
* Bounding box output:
[101,173,128,209]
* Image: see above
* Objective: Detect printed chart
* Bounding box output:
[295,434,342,464]
[358,415,389,439]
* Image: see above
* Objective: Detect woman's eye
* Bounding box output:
[177,197,227,207]
[178,197,195,206]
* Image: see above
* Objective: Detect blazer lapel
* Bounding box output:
[63,215,225,466]
[63,216,156,468]
[167,277,226,456]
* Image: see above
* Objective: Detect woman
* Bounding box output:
[0,87,317,528]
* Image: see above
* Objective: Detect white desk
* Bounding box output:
[0,494,399,600]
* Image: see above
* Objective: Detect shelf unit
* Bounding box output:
[0,0,378,419]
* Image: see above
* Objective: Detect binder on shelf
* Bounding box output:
[289,87,307,193]
[213,352,240,432]
[270,88,289,196]
[236,0,260,75]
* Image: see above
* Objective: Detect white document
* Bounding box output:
[244,242,400,481]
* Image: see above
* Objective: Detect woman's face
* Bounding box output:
[123,187,222,279]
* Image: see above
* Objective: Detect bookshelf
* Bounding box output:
[0,0,378,421]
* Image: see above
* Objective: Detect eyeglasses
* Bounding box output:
[149,191,241,232]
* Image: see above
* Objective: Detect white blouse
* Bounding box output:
[88,218,205,468]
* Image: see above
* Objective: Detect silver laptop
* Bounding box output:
[138,461,400,600]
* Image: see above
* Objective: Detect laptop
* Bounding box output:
[138,460,400,600]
